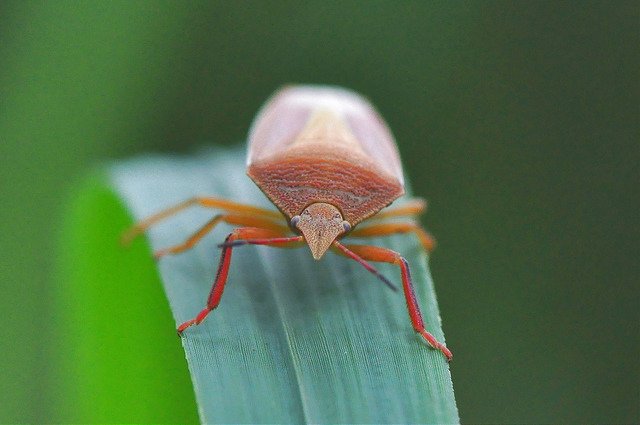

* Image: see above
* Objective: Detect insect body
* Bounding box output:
[123,85,452,361]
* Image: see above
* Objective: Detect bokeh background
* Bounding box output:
[1,1,637,423]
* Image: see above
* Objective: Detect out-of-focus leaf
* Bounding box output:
[54,174,199,423]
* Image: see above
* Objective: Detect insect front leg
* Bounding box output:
[332,241,452,361]
[177,227,303,335]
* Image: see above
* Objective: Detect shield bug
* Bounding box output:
[122,85,452,361]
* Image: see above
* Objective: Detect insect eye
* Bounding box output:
[333,213,341,219]
[290,215,300,227]
[342,221,351,233]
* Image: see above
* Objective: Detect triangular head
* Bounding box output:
[290,202,351,259]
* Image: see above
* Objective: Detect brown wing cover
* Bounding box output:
[246,86,405,225]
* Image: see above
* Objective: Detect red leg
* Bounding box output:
[333,241,452,361]
[177,227,303,335]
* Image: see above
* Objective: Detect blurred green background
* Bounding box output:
[1,1,637,423]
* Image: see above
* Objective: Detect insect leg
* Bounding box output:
[348,221,436,252]
[154,214,290,259]
[332,241,452,361]
[177,227,304,335]
[368,198,427,221]
[121,196,284,245]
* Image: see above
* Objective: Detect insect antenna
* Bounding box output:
[333,241,398,292]
[219,236,303,248]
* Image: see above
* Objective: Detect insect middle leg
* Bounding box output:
[332,241,452,361]
[348,221,436,252]
[153,214,290,259]
[369,198,427,221]
[121,196,284,245]
[177,227,304,335]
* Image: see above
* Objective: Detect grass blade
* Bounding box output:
[54,176,198,423]
[79,146,457,423]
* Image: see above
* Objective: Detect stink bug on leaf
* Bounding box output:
[122,85,452,361]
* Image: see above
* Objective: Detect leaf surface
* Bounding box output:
[110,146,458,423]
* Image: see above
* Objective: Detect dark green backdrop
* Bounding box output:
[1,1,637,423]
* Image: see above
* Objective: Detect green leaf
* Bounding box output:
[54,174,199,423]
[57,146,458,423]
